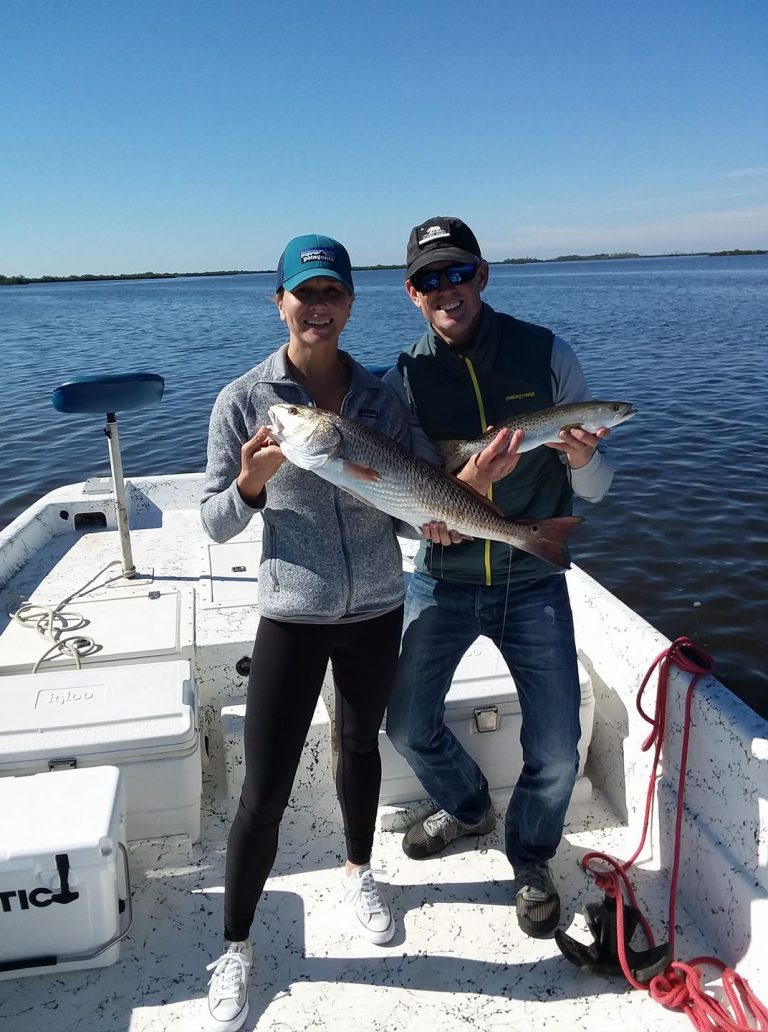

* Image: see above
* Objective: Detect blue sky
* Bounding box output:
[2,0,767,276]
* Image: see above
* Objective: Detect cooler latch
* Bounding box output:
[48,757,78,771]
[473,706,499,733]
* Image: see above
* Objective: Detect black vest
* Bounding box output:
[398,303,573,586]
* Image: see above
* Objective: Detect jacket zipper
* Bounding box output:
[463,356,493,586]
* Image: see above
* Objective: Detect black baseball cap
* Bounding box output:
[406,216,483,278]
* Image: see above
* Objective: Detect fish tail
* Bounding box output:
[508,516,584,569]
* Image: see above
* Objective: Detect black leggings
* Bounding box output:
[223,606,404,942]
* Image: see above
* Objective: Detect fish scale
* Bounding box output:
[268,403,583,570]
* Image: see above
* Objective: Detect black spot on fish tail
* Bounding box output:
[513,516,584,569]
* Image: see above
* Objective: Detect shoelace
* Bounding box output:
[424,809,456,836]
[357,870,387,916]
[206,949,250,997]
[517,866,552,900]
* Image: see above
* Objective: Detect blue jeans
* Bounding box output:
[386,571,581,870]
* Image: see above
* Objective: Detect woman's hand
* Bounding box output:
[236,426,285,505]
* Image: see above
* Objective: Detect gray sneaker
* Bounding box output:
[402,806,496,859]
[514,862,560,938]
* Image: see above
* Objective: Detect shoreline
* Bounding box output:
[2,249,765,287]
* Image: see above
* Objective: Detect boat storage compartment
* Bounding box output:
[0,765,130,980]
[0,659,201,842]
[378,637,594,806]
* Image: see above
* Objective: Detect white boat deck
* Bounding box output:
[0,473,765,1032]
[0,784,706,1032]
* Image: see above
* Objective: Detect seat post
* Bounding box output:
[52,372,165,582]
[104,412,135,578]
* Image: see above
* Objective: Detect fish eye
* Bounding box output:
[287,406,298,415]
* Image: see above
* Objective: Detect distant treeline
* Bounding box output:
[0,269,263,286]
[705,249,767,257]
[502,252,638,264]
[2,250,765,285]
[501,249,766,265]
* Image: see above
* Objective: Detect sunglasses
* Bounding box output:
[410,263,478,294]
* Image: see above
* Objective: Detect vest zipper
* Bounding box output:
[463,356,493,587]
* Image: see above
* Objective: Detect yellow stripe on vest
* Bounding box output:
[463,356,493,586]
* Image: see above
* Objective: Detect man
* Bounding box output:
[384,216,615,938]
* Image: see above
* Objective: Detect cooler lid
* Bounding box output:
[448,637,519,707]
[447,637,592,706]
[0,660,196,766]
[0,766,123,860]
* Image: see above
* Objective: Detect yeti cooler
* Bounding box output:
[0,659,201,842]
[0,765,131,979]
[379,637,594,805]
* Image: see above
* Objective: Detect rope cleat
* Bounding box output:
[555,896,672,983]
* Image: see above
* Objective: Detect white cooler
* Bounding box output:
[0,766,131,979]
[379,636,594,805]
[0,659,201,842]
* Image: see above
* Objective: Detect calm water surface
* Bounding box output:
[1,256,766,716]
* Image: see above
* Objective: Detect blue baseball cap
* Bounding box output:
[276,234,354,294]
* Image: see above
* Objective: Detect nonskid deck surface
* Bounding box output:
[0,502,723,1030]
[0,766,705,1032]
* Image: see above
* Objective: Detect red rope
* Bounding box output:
[579,636,768,1029]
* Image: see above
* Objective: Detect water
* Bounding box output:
[1,256,767,716]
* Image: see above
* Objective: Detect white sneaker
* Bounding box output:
[341,865,395,945]
[205,940,253,1032]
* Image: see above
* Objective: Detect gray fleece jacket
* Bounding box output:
[200,344,410,623]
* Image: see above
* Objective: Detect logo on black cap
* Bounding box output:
[417,225,452,245]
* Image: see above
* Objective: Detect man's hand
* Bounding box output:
[419,521,469,546]
[459,427,524,494]
[236,426,285,505]
[545,426,610,469]
[418,427,524,546]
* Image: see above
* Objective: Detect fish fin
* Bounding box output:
[512,516,584,570]
[447,474,505,515]
[341,460,382,483]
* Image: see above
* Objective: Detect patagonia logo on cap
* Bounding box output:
[300,248,336,264]
[418,225,451,245]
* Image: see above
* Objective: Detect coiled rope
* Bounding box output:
[581,637,768,1030]
[9,561,125,672]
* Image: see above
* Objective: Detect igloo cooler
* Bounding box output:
[0,765,131,979]
[0,659,201,842]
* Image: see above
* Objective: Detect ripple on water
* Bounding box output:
[1,260,767,717]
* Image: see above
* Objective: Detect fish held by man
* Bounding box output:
[268,403,582,570]
[437,400,637,473]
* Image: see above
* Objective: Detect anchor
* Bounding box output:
[555,894,671,983]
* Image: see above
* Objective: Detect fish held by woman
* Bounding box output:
[437,400,636,473]
[268,403,582,570]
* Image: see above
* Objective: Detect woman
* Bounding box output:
[200,235,409,1032]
